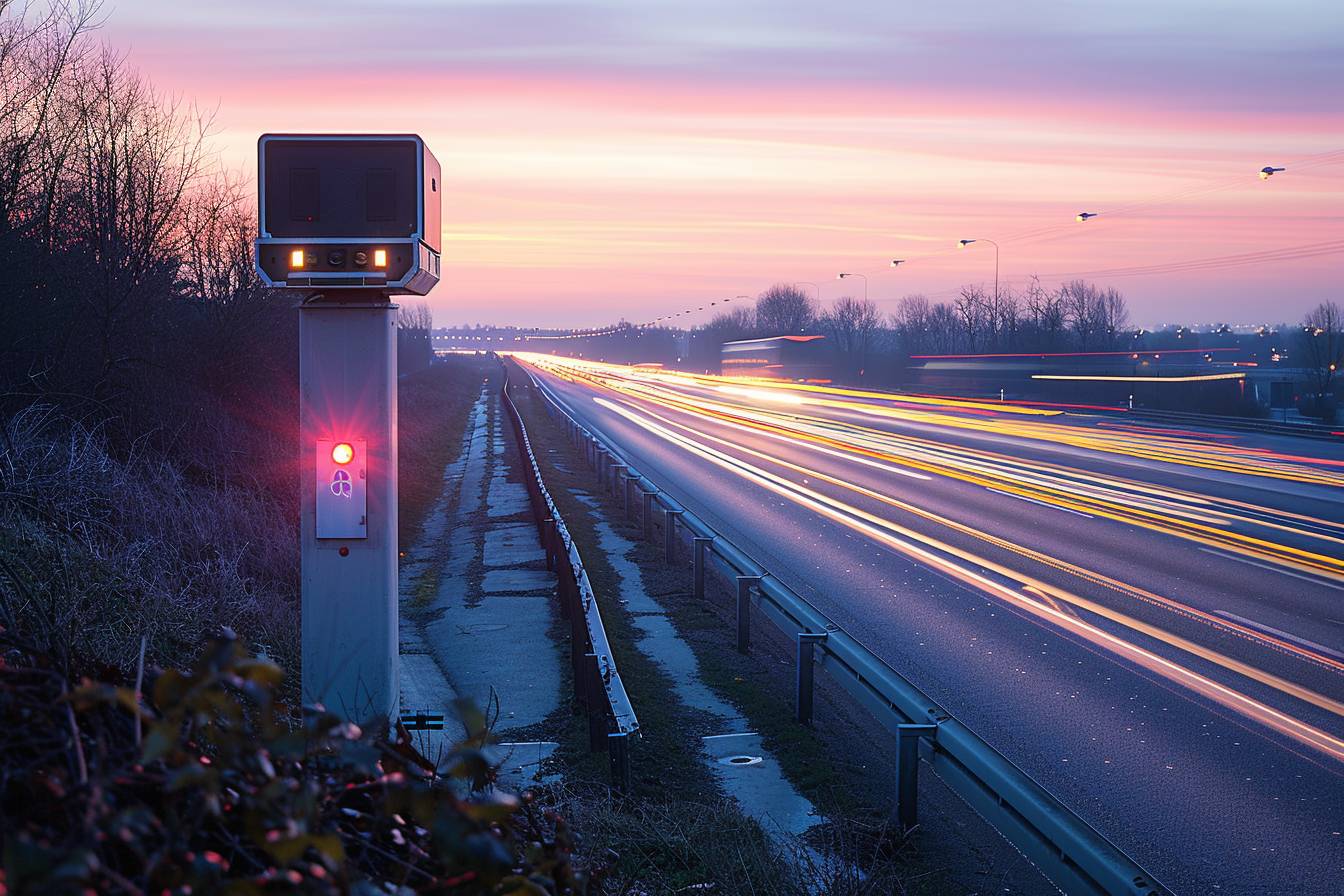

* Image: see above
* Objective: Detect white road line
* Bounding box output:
[1197,547,1344,593]
[1213,610,1344,663]
[984,487,1094,518]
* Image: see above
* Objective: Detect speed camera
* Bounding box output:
[255,134,441,295]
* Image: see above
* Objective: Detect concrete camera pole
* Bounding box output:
[298,293,399,723]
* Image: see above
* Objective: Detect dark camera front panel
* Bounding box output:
[263,139,418,239]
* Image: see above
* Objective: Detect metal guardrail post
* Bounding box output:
[624,474,635,519]
[664,508,684,563]
[557,564,572,621]
[642,490,657,541]
[796,632,828,725]
[594,447,607,482]
[609,463,627,498]
[609,731,631,793]
[895,723,938,831]
[585,653,607,752]
[736,575,762,654]
[693,537,713,599]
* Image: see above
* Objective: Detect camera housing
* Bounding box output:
[255,134,441,295]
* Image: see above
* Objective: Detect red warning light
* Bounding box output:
[331,442,355,465]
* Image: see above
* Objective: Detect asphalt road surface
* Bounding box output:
[514,353,1344,896]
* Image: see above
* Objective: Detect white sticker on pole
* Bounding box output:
[316,439,368,539]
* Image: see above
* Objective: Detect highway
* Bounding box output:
[513,352,1344,895]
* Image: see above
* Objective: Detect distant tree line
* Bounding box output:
[681,278,1131,383]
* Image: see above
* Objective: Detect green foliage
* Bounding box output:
[0,629,586,894]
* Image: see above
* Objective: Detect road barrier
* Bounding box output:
[1094,406,1341,441]
[518,361,1176,896]
[499,366,639,790]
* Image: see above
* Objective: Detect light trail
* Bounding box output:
[518,353,1344,486]
[540,358,1344,582]
[590,394,1344,762]
[584,390,1344,678]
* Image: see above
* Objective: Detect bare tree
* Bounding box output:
[1299,300,1342,396]
[1023,275,1066,351]
[755,283,816,335]
[1060,280,1104,351]
[0,0,102,238]
[926,302,960,354]
[954,284,987,352]
[1100,287,1130,349]
[819,296,882,382]
[707,305,755,339]
[398,302,434,332]
[890,294,931,354]
[178,171,263,304]
[57,45,214,400]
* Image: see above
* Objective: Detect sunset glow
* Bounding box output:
[106,0,1344,325]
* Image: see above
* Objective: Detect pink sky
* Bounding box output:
[104,0,1343,327]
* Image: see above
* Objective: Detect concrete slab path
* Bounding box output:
[398,380,565,786]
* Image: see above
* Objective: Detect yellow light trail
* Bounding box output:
[516,353,1344,487]
[1031,373,1247,383]
[545,359,1344,582]
[591,393,1344,762]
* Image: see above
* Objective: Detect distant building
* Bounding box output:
[721,335,830,381]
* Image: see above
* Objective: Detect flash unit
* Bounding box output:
[331,442,355,465]
[290,249,305,268]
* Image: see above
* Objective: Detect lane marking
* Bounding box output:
[984,487,1094,518]
[1198,547,1344,593]
[1212,611,1344,663]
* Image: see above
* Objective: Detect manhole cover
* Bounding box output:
[460,623,509,634]
[720,754,763,767]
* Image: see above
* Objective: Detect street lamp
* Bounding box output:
[957,238,1000,303]
[1259,166,1285,180]
[890,259,906,267]
[1076,212,1097,222]
[837,272,868,301]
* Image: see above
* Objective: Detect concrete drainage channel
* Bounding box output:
[516,359,1177,896]
[573,491,821,849]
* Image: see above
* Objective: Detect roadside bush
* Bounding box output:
[0,627,585,894]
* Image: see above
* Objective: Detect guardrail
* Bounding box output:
[498,365,639,790]
[517,361,1176,896]
[1093,406,1341,441]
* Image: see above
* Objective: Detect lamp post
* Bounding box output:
[957,238,999,304]
[837,272,868,301]
[890,259,906,268]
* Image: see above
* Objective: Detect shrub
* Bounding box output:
[0,628,586,894]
